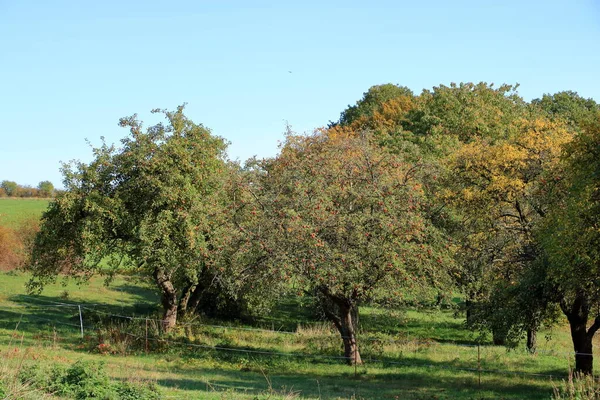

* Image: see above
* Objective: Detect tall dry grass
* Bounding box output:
[0,218,39,271]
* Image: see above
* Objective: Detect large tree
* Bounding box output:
[27,106,232,331]
[538,113,600,374]
[244,130,451,364]
[445,112,572,348]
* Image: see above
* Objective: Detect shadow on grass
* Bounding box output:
[150,362,557,400]
[0,307,84,348]
[109,283,159,305]
[360,308,480,346]
[256,295,320,332]
[0,302,564,400]
[8,291,159,317]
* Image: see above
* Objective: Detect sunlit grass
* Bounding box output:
[0,271,590,399]
[0,198,49,228]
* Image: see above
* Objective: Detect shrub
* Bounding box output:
[114,381,160,400]
[0,218,39,271]
[0,225,21,271]
[19,360,160,400]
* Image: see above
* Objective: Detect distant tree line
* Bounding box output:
[0,180,57,198]
[23,85,600,373]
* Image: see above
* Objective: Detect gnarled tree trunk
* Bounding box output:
[320,289,362,365]
[340,303,362,365]
[153,267,178,332]
[178,282,195,317]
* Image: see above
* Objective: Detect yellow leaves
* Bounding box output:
[449,117,572,205]
[461,187,477,201]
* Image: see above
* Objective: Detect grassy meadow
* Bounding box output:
[0,198,590,399]
[0,198,49,228]
[0,271,589,399]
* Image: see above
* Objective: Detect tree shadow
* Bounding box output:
[8,292,159,318]
[256,295,320,331]
[109,283,159,305]
[359,308,479,345]
[145,361,558,399]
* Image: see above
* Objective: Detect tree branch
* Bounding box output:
[587,314,600,338]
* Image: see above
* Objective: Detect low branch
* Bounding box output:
[587,314,600,338]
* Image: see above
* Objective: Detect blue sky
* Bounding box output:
[1,0,599,188]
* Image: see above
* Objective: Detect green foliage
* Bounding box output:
[0,180,56,198]
[19,360,160,400]
[115,381,160,400]
[1,180,18,197]
[256,130,452,306]
[37,181,54,197]
[26,105,237,329]
[532,90,600,127]
[238,128,454,363]
[540,115,600,294]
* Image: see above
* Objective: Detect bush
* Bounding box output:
[114,381,160,400]
[0,218,39,271]
[2,360,51,399]
[0,226,21,271]
[19,360,160,400]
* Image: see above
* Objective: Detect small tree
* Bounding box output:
[246,130,451,364]
[37,181,55,197]
[444,113,572,346]
[1,181,18,197]
[28,106,230,331]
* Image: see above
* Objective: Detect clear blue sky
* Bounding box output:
[1,0,599,188]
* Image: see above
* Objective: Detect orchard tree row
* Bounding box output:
[25,84,600,373]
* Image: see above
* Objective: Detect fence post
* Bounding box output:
[477,343,481,387]
[78,305,84,339]
[145,318,149,354]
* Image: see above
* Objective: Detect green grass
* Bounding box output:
[0,198,49,228]
[0,271,588,399]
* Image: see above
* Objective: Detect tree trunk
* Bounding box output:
[526,328,537,353]
[340,304,362,365]
[465,298,474,326]
[153,268,178,332]
[320,290,362,365]
[178,282,195,317]
[492,326,507,346]
[186,279,206,315]
[570,321,593,375]
[560,293,600,375]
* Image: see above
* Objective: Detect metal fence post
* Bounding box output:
[78,305,84,339]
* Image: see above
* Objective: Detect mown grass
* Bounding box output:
[0,271,590,399]
[0,198,49,228]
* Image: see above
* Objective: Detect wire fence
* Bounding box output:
[0,297,588,396]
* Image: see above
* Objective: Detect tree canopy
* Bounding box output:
[28,106,232,330]
[239,129,452,364]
